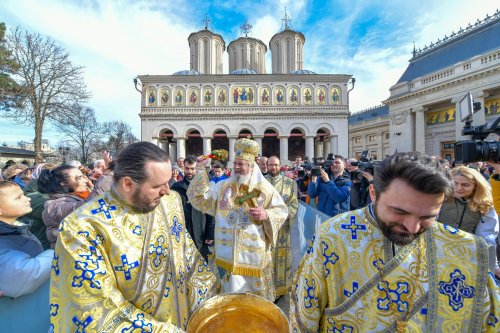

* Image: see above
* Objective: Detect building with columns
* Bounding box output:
[385,11,500,159]
[348,105,390,160]
[138,18,352,165]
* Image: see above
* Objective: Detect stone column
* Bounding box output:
[169,142,177,160]
[228,136,237,167]
[305,136,315,162]
[377,131,383,159]
[329,136,338,156]
[176,137,186,160]
[413,107,426,153]
[254,135,263,156]
[323,140,330,158]
[315,139,324,158]
[203,137,212,156]
[279,136,289,164]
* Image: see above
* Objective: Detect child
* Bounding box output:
[0,181,53,298]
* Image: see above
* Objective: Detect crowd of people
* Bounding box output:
[0,141,499,332]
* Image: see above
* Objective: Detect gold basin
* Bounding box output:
[187,293,289,333]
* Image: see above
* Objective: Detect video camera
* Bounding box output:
[454,92,500,164]
[351,150,378,181]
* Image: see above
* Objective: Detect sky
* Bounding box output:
[0,0,498,147]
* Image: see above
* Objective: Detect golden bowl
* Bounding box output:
[187,293,289,333]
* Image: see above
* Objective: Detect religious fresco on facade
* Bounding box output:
[275,87,285,105]
[288,87,299,105]
[203,87,213,105]
[160,88,170,106]
[189,88,199,106]
[425,108,455,125]
[316,87,326,104]
[174,88,184,105]
[485,96,500,115]
[148,88,157,106]
[217,87,227,105]
[331,87,340,105]
[303,87,313,105]
[260,87,270,105]
[232,86,255,105]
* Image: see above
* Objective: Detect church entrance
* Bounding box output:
[262,128,279,157]
[186,129,203,157]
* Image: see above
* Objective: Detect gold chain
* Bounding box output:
[370,230,422,333]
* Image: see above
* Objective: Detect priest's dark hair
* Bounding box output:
[373,152,453,200]
[113,142,170,184]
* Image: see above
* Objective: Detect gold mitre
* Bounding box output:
[234,138,259,162]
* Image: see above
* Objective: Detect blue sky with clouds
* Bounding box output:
[0,0,498,147]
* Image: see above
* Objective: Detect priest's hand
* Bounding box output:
[248,207,268,222]
[196,155,210,169]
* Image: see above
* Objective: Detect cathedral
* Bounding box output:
[137,16,353,165]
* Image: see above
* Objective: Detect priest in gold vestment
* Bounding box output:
[50,142,217,333]
[291,152,500,332]
[265,155,299,298]
[187,138,288,301]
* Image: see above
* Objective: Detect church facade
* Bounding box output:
[384,11,500,160]
[138,20,352,165]
[348,11,500,161]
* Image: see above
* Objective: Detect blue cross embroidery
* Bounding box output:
[170,216,182,242]
[49,303,59,317]
[487,312,498,327]
[114,254,140,280]
[148,235,168,268]
[90,198,117,219]
[326,317,354,333]
[72,261,103,289]
[322,241,339,277]
[72,315,93,333]
[443,224,459,234]
[438,269,475,311]
[377,281,409,312]
[343,281,359,297]
[121,314,152,333]
[340,215,367,240]
[52,253,60,276]
[303,278,318,309]
[79,246,104,267]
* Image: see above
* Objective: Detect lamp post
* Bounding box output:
[58,146,70,164]
[133,77,142,93]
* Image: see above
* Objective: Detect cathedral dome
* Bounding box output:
[230,68,258,75]
[290,69,316,74]
[172,70,202,76]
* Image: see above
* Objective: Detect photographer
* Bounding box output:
[296,168,310,203]
[307,155,351,217]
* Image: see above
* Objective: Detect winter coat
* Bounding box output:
[0,220,53,298]
[307,174,351,217]
[42,194,85,248]
[171,177,214,257]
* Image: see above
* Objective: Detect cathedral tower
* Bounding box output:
[187,18,226,74]
[227,20,267,74]
[269,11,305,74]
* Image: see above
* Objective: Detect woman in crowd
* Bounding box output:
[40,165,94,248]
[439,166,500,277]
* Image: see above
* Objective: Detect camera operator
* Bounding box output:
[296,168,310,203]
[346,158,375,210]
[307,155,351,217]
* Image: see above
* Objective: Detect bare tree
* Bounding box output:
[55,104,103,165]
[0,22,20,111]
[102,120,139,155]
[3,27,90,162]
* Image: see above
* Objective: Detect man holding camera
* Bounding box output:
[307,155,351,217]
[346,158,373,210]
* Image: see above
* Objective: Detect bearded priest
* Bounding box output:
[188,138,288,301]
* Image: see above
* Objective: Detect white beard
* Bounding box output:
[235,173,251,186]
